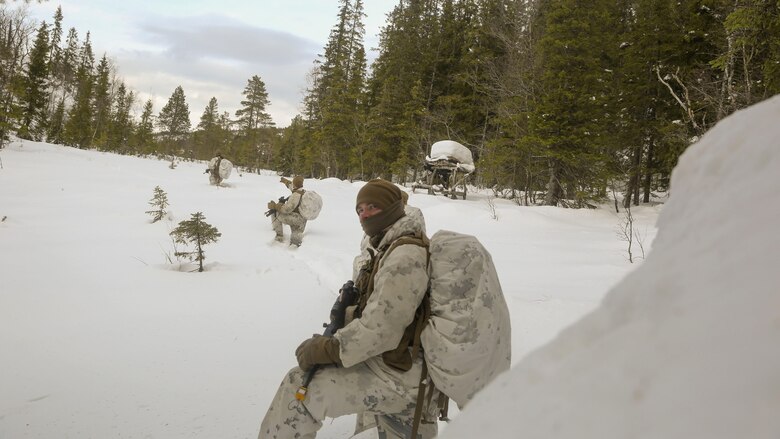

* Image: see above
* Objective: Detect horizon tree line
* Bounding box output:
[0,5,277,172]
[274,0,779,208]
[2,1,779,207]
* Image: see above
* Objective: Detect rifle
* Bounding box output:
[264,196,289,217]
[295,280,359,401]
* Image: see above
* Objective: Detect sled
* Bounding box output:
[412,140,474,200]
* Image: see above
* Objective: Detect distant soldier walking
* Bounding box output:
[206,152,231,186]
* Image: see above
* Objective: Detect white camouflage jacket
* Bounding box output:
[336,211,428,391]
[276,189,304,216]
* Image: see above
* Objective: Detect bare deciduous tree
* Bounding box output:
[616,204,646,263]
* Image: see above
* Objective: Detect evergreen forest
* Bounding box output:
[2,0,778,207]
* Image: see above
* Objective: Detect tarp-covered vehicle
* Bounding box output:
[412,140,474,200]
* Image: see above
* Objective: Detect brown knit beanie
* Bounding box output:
[356,179,405,238]
[356,179,402,210]
[293,175,304,189]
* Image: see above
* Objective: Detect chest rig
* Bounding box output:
[352,234,431,371]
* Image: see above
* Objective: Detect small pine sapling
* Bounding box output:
[169,212,221,272]
[146,186,169,223]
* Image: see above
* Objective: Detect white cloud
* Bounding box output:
[24,0,397,127]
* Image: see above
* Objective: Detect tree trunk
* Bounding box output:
[544,161,562,206]
[623,144,641,208]
[642,137,655,203]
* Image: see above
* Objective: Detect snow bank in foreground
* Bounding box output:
[443,95,780,438]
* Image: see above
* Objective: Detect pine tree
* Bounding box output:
[145,186,169,223]
[170,212,221,273]
[236,75,273,132]
[765,1,780,93]
[477,0,542,201]
[198,97,220,131]
[132,99,156,155]
[107,82,134,152]
[46,98,65,144]
[62,67,93,147]
[91,55,112,148]
[157,85,191,142]
[300,0,368,179]
[528,0,622,207]
[47,7,63,74]
[0,7,31,147]
[273,115,309,175]
[234,75,273,170]
[364,0,442,179]
[57,27,80,104]
[45,6,64,117]
[444,0,508,159]
[344,43,369,178]
[63,32,95,148]
[18,21,50,140]
[617,0,690,205]
[193,97,223,160]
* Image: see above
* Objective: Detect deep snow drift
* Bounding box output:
[442,96,780,438]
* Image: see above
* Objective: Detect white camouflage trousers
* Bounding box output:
[271,212,307,246]
[258,364,438,439]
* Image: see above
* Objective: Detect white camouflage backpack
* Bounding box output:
[294,189,323,220]
[385,230,511,437]
[420,230,512,408]
[384,230,511,413]
[217,159,233,179]
[358,229,511,437]
[208,157,233,179]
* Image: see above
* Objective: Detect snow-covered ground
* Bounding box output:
[3,125,661,437]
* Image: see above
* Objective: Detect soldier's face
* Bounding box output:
[356,203,382,221]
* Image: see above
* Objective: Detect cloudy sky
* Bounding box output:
[24,0,398,128]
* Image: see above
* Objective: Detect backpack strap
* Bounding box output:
[410,357,448,439]
[410,361,428,439]
[355,234,430,351]
[357,233,445,437]
[292,189,305,213]
[389,235,430,359]
[385,235,439,439]
[437,392,450,421]
[383,234,428,260]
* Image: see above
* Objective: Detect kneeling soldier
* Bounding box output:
[267,175,307,247]
[257,179,439,439]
